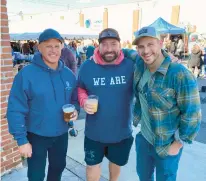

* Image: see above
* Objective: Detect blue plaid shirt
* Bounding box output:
[133,53,202,157]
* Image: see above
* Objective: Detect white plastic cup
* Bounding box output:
[87,95,99,113]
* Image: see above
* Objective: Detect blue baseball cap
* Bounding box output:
[39,28,64,44]
[132,26,160,45]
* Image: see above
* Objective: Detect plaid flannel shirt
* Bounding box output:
[133,52,202,157]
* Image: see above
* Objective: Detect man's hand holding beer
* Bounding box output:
[70,110,78,121]
[62,104,78,122]
[83,95,98,114]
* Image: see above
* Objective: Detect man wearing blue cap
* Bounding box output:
[132,26,201,181]
[7,28,79,181]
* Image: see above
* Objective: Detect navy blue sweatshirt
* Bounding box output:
[78,58,134,143]
[7,53,79,146]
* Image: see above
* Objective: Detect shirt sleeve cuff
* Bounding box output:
[17,137,29,146]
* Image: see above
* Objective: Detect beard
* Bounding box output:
[101,51,118,63]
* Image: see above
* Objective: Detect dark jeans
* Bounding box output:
[27,132,68,181]
[135,133,183,181]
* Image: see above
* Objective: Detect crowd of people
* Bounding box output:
[11,39,98,66]
[188,43,205,77]
[163,35,185,60]
[163,34,206,78]
[11,40,38,55]
[6,27,202,181]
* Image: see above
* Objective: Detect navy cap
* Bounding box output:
[98,28,120,43]
[39,28,64,44]
[132,26,160,45]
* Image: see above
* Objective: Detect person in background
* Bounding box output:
[93,40,99,48]
[29,40,35,54]
[170,37,178,55]
[198,46,206,78]
[202,46,206,78]
[32,41,39,53]
[7,28,79,181]
[176,35,184,61]
[61,44,77,75]
[163,37,172,53]
[61,43,78,137]
[70,41,78,59]
[188,44,203,77]
[77,41,87,63]
[86,40,95,59]
[22,41,31,55]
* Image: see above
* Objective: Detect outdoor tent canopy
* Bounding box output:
[10,33,41,41]
[148,17,186,34]
[10,32,98,41]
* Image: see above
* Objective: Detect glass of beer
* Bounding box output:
[88,95,98,113]
[62,104,75,122]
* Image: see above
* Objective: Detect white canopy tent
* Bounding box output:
[9,19,99,40]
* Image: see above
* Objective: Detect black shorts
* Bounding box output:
[84,136,134,166]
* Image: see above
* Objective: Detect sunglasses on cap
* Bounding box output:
[98,29,120,42]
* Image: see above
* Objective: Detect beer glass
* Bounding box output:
[62,104,75,122]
